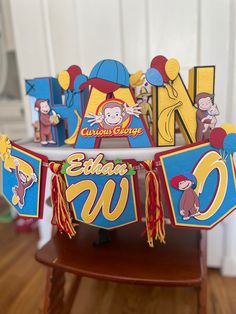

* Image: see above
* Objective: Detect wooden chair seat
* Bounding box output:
[35,223,207,314]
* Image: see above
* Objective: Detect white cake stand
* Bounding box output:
[16,134,185,161]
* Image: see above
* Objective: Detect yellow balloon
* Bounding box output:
[221,123,236,134]
[58,70,70,90]
[165,58,180,81]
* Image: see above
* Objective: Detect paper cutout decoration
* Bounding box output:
[56,66,88,144]
[76,59,154,148]
[195,93,219,141]
[151,55,169,83]
[130,70,145,88]
[156,141,236,229]
[136,85,153,136]
[63,153,141,229]
[34,99,61,145]
[210,124,236,159]
[25,77,66,146]
[25,66,88,146]
[149,55,215,146]
[221,123,236,135]
[0,135,48,218]
[79,59,128,93]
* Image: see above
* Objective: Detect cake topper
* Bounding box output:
[146,55,215,146]
[25,65,88,146]
[75,59,154,148]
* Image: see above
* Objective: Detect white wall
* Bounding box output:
[9,0,236,275]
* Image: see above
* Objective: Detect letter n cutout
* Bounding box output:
[152,66,215,146]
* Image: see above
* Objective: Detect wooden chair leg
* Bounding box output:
[62,276,81,314]
[198,230,207,314]
[198,278,207,314]
[44,268,65,314]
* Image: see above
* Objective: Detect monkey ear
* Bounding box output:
[35,108,39,111]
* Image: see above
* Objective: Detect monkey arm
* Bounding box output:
[40,114,52,126]
[124,103,141,118]
[122,111,129,122]
[201,118,212,124]
[15,165,20,183]
[196,110,212,124]
[25,177,34,189]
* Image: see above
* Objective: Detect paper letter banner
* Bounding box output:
[149,54,215,146]
[0,136,48,218]
[63,153,141,229]
[75,59,154,148]
[156,141,236,229]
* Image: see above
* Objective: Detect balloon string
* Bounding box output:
[219,149,222,159]
[164,83,175,100]
[68,91,74,108]
[169,80,178,98]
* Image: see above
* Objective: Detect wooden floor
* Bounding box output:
[1,219,236,314]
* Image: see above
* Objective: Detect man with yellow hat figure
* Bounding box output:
[136,86,153,135]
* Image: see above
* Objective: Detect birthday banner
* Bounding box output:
[0,135,48,218]
[0,127,236,246]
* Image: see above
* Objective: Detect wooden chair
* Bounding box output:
[35,223,207,314]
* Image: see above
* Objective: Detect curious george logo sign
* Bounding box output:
[80,98,143,138]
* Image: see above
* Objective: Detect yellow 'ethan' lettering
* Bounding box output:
[66,153,128,176]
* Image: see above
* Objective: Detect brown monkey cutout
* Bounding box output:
[12,159,37,209]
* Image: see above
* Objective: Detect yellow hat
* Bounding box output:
[136,87,152,99]
[130,70,144,87]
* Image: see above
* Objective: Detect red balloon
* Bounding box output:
[150,55,169,83]
[209,127,227,149]
[67,65,82,89]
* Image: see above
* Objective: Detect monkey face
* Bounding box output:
[104,107,123,126]
[40,101,50,114]
[178,180,193,190]
[199,97,212,111]
[142,95,148,102]
[19,172,27,183]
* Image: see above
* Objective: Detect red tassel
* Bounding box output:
[142,160,165,247]
[49,162,76,238]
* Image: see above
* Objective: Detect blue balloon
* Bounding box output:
[223,133,236,154]
[74,74,88,90]
[146,68,164,87]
